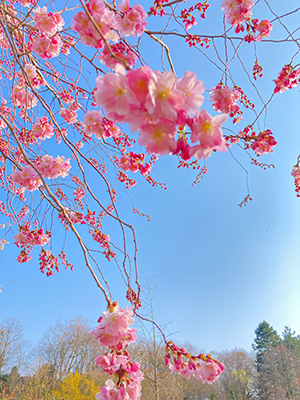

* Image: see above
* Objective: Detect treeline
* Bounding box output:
[0,317,299,399]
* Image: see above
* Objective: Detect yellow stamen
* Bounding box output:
[202,121,212,134]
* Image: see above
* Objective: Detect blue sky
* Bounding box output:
[1,0,300,355]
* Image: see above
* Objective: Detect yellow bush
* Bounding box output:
[54,371,98,400]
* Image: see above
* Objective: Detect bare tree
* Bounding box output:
[34,317,101,383]
[132,281,209,400]
[216,349,258,400]
[259,345,300,400]
[0,318,24,374]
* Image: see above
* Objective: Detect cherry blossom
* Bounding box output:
[95,64,139,120]
[33,6,64,35]
[210,84,242,123]
[12,85,37,109]
[250,130,277,156]
[99,42,137,70]
[116,0,148,38]
[43,156,70,178]
[32,34,63,59]
[12,165,42,191]
[145,70,183,121]
[274,65,300,94]
[72,0,118,49]
[91,303,136,348]
[14,225,50,247]
[291,165,300,197]
[190,109,228,159]
[24,64,46,88]
[92,303,143,400]
[166,341,225,384]
[139,119,177,155]
[32,117,54,140]
[176,71,205,115]
[60,104,80,124]
[118,152,151,175]
[222,0,254,26]
[252,19,272,41]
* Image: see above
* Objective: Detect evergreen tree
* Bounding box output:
[7,366,19,393]
[253,321,282,371]
[282,327,300,357]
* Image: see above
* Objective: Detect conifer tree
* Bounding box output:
[253,321,282,372]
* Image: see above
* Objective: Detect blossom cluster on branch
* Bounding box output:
[91,303,143,400]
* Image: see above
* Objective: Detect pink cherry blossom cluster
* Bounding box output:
[32,117,54,140]
[180,7,197,30]
[72,0,118,49]
[186,34,210,48]
[180,3,210,30]
[0,137,9,157]
[99,42,137,70]
[243,19,272,42]
[61,37,75,55]
[188,110,228,160]
[91,302,143,400]
[150,0,169,16]
[96,369,143,400]
[59,250,74,271]
[21,64,46,89]
[12,85,37,109]
[250,130,277,156]
[91,229,111,249]
[67,210,85,224]
[91,302,137,350]
[173,112,228,161]
[240,127,277,156]
[0,30,8,50]
[173,137,194,161]
[222,0,254,26]
[251,19,272,41]
[14,224,51,247]
[58,209,86,227]
[60,104,80,124]
[233,86,255,110]
[31,34,63,60]
[94,64,227,159]
[84,111,121,139]
[165,341,225,383]
[117,171,137,189]
[73,187,85,203]
[126,287,141,309]
[33,6,64,35]
[274,65,300,94]
[291,165,300,197]
[58,207,101,229]
[19,0,36,7]
[40,248,74,275]
[118,152,152,176]
[12,165,42,191]
[31,6,64,59]
[17,248,32,263]
[59,90,74,104]
[71,176,85,209]
[73,0,147,50]
[39,249,59,276]
[12,156,71,191]
[34,155,71,179]
[116,0,148,38]
[210,84,242,123]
